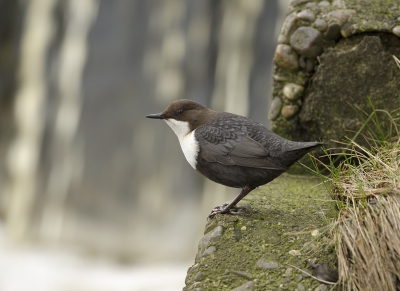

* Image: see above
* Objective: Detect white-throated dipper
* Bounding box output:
[146,99,323,218]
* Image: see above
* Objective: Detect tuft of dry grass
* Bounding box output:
[332,141,400,291]
[337,194,400,291]
[331,141,400,199]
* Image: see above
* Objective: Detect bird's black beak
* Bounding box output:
[146,113,165,119]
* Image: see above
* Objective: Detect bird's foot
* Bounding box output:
[207,202,243,219]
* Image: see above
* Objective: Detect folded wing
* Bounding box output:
[196,127,288,170]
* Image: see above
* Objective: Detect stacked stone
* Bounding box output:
[269,0,400,122]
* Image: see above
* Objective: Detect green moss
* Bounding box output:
[271,116,299,141]
[184,175,338,291]
[340,0,400,32]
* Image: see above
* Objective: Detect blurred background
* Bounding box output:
[0,0,289,290]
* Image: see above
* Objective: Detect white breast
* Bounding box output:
[165,119,199,169]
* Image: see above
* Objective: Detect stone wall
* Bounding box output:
[270,0,400,152]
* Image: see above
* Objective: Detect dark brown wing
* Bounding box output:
[196,126,288,170]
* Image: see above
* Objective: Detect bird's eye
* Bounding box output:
[178,109,183,114]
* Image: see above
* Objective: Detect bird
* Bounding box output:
[146,99,323,218]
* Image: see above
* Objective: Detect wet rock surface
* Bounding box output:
[184,175,337,291]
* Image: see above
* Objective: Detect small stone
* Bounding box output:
[327,10,356,25]
[313,19,327,32]
[284,268,293,276]
[305,2,316,7]
[194,271,206,282]
[297,283,306,291]
[324,22,342,40]
[341,23,357,38]
[297,10,315,22]
[210,225,224,242]
[278,12,298,44]
[290,27,323,58]
[397,16,400,22]
[230,270,253,280]
[281,105,300,119]
[393,26,400,37]
[257,257,279,269]
[204,219,218,234]
[311,229,320,236]
[288,249,301,256]
[241,226,247,231]
[315,284,328,291]
[186,264,198,276]
[273,75,287,81]
[202,246,216,257]
[268,97,282,121]
[332,0,344,7]
[283,83,304,100]
[230,281,255,291]
[274,44,299,70]
[318,1,330,7]
[295,274,303,282]
[185,264,199,285]
[198,225,225,254]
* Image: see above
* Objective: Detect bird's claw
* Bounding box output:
[207,202,243,219]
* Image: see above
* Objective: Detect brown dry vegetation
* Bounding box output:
[332,142,400,291]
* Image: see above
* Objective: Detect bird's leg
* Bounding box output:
[208,186,255,218]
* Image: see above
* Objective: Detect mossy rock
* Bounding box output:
[270,0,400,156]
[184,174,337,291]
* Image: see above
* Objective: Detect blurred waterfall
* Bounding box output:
[39,0,99,243]
[1,0,285,264]
[6,0,58,242]
[212,0,263,116]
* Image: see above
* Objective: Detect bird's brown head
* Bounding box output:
[146,99,215,131]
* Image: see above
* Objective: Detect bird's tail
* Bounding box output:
[284,141,324,167]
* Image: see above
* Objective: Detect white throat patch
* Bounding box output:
[165,119,199,169]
